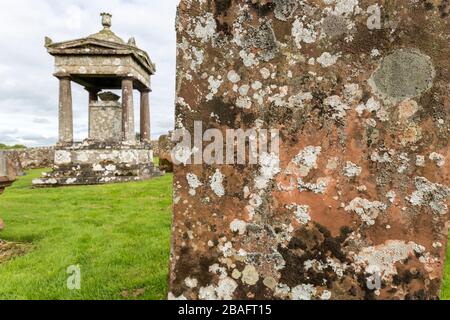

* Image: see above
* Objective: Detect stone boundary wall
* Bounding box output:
[4,147,55,170]
[151,140,160,157]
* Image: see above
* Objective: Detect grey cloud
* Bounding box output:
[33,118,51,124]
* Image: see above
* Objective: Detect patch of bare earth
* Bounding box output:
[0,240,32,264]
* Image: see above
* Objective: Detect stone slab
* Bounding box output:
[169,0,450,300]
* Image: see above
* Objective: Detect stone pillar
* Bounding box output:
[87,88,100,139]
[169,1,450,300]
[57,76,73,145]
[121,78,135,143]
[140,89,151,143]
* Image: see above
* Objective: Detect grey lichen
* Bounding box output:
[369,49,435,103]
[409,177,450,215]
[345,197,387,225]
[274,0,299,21]
[241,21,278,62]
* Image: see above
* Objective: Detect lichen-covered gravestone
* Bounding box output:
[169,0,449,300]
[0,151,19,231]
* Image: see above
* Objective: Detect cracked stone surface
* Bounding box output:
[169,0,449,300]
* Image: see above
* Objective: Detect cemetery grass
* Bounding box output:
[0,170,450,300]
[443,236,450,300]
[0,169,172,300]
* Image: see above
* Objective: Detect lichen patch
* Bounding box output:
[369,49,435,103]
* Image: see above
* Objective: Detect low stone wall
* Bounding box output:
[151,140,160,157]
[0,147,54,176]
[2,147,55,170]
[16,147,55,169]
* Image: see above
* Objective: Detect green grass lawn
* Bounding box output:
[0,169,172,300]
[0,169,449,300]
[442,236,450,300]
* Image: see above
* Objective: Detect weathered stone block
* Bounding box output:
[169,0,449,300]
[89,101,123,142]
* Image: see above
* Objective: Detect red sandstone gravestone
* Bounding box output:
[1,151,19,232]
[169,0,449,300]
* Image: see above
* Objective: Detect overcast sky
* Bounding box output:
[0,0,178,147]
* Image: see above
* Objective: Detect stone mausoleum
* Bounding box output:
[33,13,160,187]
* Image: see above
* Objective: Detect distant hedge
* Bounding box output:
[0,144,26,150]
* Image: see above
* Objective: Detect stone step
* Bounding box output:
[43,168,146,178]
[32,164,164,187]
[33,171,163,187]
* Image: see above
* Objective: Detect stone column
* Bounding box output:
[140,89,151,143]
[121,78,135,143]
[57,76,73,145]
[87,88,100,139]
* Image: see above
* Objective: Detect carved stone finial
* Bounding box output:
[45,36,53,47]
[127,37,136,46]
[100,12,112,29]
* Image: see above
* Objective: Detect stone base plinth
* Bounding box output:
[32,141,163,187]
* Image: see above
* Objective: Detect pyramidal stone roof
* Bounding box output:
[45,13,155,75]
